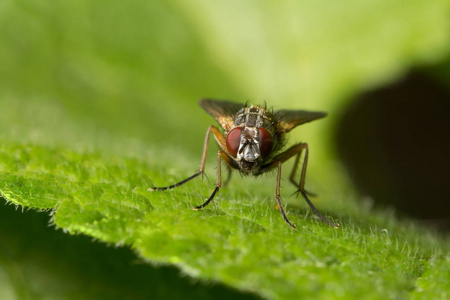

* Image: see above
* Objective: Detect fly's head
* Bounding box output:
[225,106,276,174]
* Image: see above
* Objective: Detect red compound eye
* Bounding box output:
[226,127,242,157]
[258,127,273,158]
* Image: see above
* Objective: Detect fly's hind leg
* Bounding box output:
[288,146,316,197]
[223,167,232,187]
[287,143,337,227]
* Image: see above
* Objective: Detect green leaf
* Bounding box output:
[0,197,257,300]
[1,0,449,299]
[1,143,449,299]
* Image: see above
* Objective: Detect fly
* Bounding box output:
[149,99,337,229]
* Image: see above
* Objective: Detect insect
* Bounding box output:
[149,99,336,229]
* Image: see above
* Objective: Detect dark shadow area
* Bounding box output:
[0,199,260,300]
[335,70,450,230]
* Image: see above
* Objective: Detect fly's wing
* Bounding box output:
[199,99,244,130]
[275,109,327,133]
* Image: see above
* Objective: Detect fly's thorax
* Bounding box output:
[234,105,271,128]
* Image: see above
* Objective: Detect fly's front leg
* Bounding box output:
[275,161,297,230]
[193,150,228,210]
[149,125,224,191]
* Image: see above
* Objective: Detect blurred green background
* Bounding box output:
[2,1,448,158]
[1,0,450,299]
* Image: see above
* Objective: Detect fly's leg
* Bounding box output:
[288,150,316,197]
[288,143,337,227]
[193,150,227,210]
[149,125,224,191]
[223,167,232,187]
[275,161,297,230]
[260,143,337,228]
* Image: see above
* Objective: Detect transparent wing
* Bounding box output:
[275,109,327,132]
[199,99,244,130]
